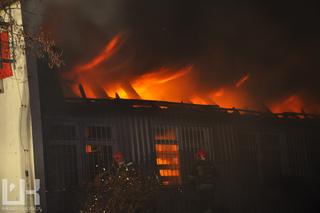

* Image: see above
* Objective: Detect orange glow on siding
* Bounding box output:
[155,129,177,141]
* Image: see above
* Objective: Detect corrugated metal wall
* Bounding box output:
[43,113,320,213]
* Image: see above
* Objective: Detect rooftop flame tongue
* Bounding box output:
[271,95,304,113]
[74,34,122,73]
[130,66,192,102]
[62,34,318,114]
[270,95,320,114]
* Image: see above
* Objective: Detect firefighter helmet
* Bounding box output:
[197,149,207,159]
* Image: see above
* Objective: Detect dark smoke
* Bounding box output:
[42,0,320,112]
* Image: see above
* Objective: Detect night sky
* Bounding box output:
[42,0,320,112]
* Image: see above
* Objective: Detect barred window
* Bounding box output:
[155,144,181,185]
[85,126,112,140]
[85,144,113,181]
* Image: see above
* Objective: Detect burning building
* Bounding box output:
[1,0,320,213]
[40,96,320,213]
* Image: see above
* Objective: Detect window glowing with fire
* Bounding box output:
[155,144,181,186]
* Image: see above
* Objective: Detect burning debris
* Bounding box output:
[235,73,250,88]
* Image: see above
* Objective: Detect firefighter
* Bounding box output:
[112,151,125,165]
[189,149,218,213]
[89,151,135,188]
[111,151,136,177]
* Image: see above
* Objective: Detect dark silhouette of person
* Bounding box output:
[189,149,218,213]
[111,151,135,173]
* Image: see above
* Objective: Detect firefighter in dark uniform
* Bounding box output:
[111,151,136,176]
[189,149,218,213]
[90,151,136,187]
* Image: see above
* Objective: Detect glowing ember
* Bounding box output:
[236,73,250,88]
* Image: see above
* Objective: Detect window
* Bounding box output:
[85,144,113,181]
[49,124,77,140]
[155,127,177,141]
[85,126,112,140]
[0,30,13,80]
[155,144,181,185]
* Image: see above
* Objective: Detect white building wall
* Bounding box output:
[0,2,36,213]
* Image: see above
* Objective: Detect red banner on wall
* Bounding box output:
[0,31,13,79]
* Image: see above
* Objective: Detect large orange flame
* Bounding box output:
[62,34,318,114]
[102,69,255,108]
[131,66,192,101]
[270,95,304,113]
[101,66,193,101]
[74,34,122,73]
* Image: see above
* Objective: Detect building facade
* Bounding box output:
[42,99,320,213]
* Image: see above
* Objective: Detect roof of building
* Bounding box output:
[43,97,320,123]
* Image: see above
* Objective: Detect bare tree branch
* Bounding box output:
[0,0,64,69]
